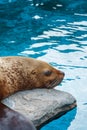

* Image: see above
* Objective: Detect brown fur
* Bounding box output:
[0,56,64,100]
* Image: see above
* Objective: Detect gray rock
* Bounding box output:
[2,89,76,129]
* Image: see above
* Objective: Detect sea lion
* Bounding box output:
[0,56,64,100]
[0,103,36,130]
[0,56,64,130]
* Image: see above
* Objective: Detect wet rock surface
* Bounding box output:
[2,89,76,129]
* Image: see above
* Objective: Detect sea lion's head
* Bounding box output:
[30,60,65,89]
[0,56,65,100]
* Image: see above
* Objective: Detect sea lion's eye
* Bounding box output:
[44,70,52,76]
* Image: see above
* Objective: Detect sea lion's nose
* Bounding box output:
[59,71,65,78]
[61,72,65,77]
[56,70,65,77]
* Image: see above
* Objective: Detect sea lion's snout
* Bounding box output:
[43,67,65,89]
[56,70,65,85]
[56,69,65,77]
[60,71,65,78]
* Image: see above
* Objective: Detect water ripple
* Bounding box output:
[0,1,87,130]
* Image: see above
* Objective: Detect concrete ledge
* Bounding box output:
[2,89,76,129]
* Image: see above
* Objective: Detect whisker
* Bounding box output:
[51,79,58,88]
[46,78,59,88]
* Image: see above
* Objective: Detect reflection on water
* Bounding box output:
[0,0,87,130]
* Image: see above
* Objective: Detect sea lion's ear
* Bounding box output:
[43,70,52,76]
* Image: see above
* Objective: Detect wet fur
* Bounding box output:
[0,56,64,100]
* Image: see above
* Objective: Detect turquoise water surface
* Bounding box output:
[0,0,87,130]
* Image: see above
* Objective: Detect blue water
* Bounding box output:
[0,0,87,130]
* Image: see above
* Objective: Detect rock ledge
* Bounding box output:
[2,89,76,129]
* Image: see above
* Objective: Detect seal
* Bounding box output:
[0,56,64,100]
[0,102,36,130]
[0,56,64,130]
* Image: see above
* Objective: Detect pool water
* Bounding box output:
[0,0,87,130]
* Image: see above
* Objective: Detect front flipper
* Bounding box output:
[0,103,36,130]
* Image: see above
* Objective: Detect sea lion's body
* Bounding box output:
[0,56,64,130]
[0,56,64,100]
[0,103,36,130]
